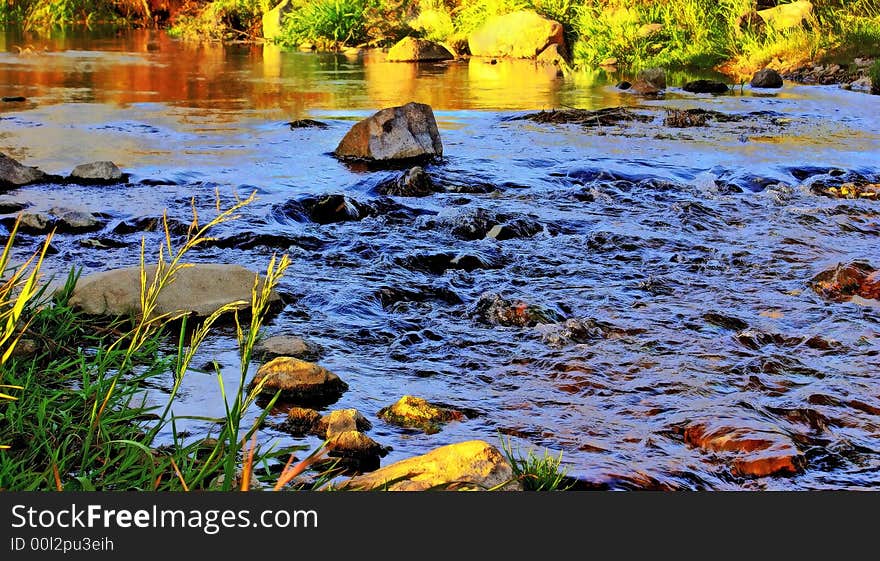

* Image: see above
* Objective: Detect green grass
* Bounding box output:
[870,59,880,93]
[500,436,570,491]
[0,194,319,491]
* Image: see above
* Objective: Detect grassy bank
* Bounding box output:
[3,1,879,76]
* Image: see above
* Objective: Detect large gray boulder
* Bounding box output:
[0,153,45,188]
[67,263,280,318]
[334,102,443,162]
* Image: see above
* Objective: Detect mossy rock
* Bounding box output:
[378,395,463,434]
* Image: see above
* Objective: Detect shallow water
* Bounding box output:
[2,27,879,490]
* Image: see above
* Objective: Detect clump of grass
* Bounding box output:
[0,192,325,491]
[170,0,267,41]
[500,437,570,491]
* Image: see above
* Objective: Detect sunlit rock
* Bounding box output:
[468,10,564,59]
[254,334,319,361]
[341,440,520,491]
[250,357,348,405]
[758,0,813,30]
[378,395,463,433]
[334,102,443,162]
[387,37,453,62]
[314,408,372,438]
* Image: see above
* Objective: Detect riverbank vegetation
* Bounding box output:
[2,1,878,74]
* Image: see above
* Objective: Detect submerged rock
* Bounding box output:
[375,166,439,197]
[334,102,443,163]
[0,153,46,188]
[812,181,879,200]
[467,10,564,59]
[68,263,280,318]
[472,293,566,327]
[378,395,463,434]
[325,430,389,461]
[69,161,124,183]
[250,357,348,405]
[683,80,729,94]
[341,440,520,491]
[387,37,454,62]
[287,119,328,130]
[810,261,879,302]
[684,422,804,477]
[750,68,784,88]
[631,68,666,95]
[282,406,322,435]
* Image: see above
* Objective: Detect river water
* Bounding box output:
[2,27,879,490]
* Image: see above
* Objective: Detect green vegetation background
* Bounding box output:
[1,1,879,74]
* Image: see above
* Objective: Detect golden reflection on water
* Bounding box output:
[0,28,621,117]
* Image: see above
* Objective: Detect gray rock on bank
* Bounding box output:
[334,102,443,162]
[69,161,124,183]
[68,263,280,318]
[0,153,46,188]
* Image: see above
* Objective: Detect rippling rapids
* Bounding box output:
[1,28,878,489]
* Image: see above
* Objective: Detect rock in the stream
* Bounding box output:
[334,102,443,163]
[750,68,784,88]
[287,118,328,130]
[282,406,322,435]
[68,263,280,318]
[375,166,439,197]
[467,10,564,59]
[325,430,388,461]
[631,67,666,95]
[49,207,104,232]
[810,261,879,302]
[7,212,53,234]
[340,440,521,491]
[683,80,729,94]
[68,161,124,183]
[249,357,348,405]
[473,292,566,327]
[314,408,372,438]
[387,37,454,62]
[378,395,463,433]
[254,334,319,361]
[684,422,805,477]
[0,153,46,188]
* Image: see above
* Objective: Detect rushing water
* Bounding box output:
[2,27,879,490]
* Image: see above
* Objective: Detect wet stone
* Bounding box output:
[0,153,46,188]
[325,430,389,466]
[682,80,729,94]
[250,357,348,405]
[750,68,784,88]
[810,261,879,302]
[254,335,320,361]
[472,292,566,327]
[282,407,321,436]
[378,395,464,434]
[0,201,28,214]
[68,161,124,184]
[314,409,372,438]
[374,166,439,197]
[49,207,104,233]
[287,119,328,129]
[684,422,805,477]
